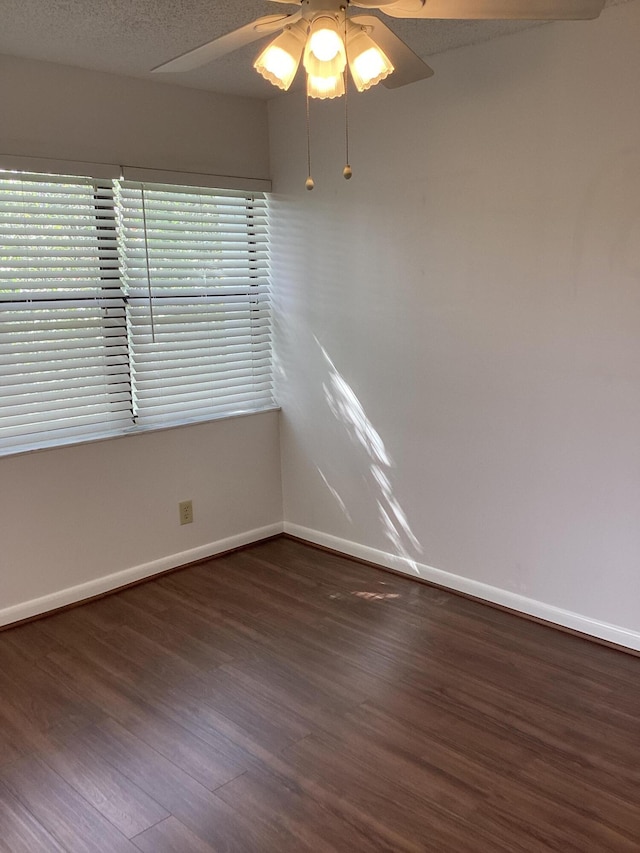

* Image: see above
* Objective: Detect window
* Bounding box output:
[117,182,272,427]
[0,171,274,455]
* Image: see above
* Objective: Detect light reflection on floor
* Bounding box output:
[351,590,401,601]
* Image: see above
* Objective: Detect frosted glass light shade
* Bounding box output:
[346,27,394,92]
[307,72,345,100]
[254,21,307,90]
[303,16,346,79]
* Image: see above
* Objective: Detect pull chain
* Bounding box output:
[343,78,352,180]
[305,93,314,190]
[343,9,352,180]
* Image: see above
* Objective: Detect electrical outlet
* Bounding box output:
[179,499,193,525]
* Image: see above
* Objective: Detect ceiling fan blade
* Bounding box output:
[349,0,412,6]
[351,15,434,89]
[380,0,605,19]
[152,13,300,73]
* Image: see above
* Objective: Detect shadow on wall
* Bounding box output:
[315,336,423,573]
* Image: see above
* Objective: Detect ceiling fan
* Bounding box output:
[153,0,605,186]
[153,0,605,93]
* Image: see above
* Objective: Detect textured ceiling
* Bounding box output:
[0,0,629,99]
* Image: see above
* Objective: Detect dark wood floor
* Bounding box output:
[0,536,638,852]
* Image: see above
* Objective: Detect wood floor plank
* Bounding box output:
[276,605,640,786]
[133,816,220,853]
[38,647,252,792]
[77,720,314,852]
[136,576,286,666]
[66,720,228,813]
[215,767,399,853]
[0,724,26,770]
[0,780,67,853]
[42,621,313,759]
[85,594,233,671]
[117,707,250,795]
[159,568,324,638]
[41,735,171,838]
[371,679,640,800]
[280,733,491,853]
[182,656,361,746]
[0,536,638,851]
[1,617,68,662]
[215,639,374,709]
[154,667,314,756]
[314,700,640,850]
[0,756,139,852]
[0,640,102,739]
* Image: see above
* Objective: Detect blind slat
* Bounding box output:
[0,172,274,452]
[0,171,274,453]
[0,171,130,451]
[117,180,273,429]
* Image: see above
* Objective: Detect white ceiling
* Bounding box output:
[0,0,628,99]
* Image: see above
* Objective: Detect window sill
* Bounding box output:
[0,406,281,460]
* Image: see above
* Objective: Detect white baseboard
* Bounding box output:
[0,523,283,629]
[284,522,640,653]
[6,519,639,653]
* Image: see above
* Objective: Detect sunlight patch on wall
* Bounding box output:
[316,337,422,573]
[317,468,353,522]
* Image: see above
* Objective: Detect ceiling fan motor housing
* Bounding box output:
[301,0,345,21]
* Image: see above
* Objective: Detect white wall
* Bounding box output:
[0,54,269,178]
[269,1,640,647]
[0,414,282,624]
[0,57,281,623]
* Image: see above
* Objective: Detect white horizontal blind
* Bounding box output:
[0,172,131,453]
[116,182,273,427]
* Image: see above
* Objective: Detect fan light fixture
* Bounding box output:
[307,72,346,98]
[254,20,308,90]
[346,23,394,92]
[307,16,345,63]
[253,9,392,100]
[252,7,395,185]
[153,0,606,190]
[303,15,347,90]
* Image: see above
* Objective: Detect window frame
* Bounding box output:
[0,167,276,458]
